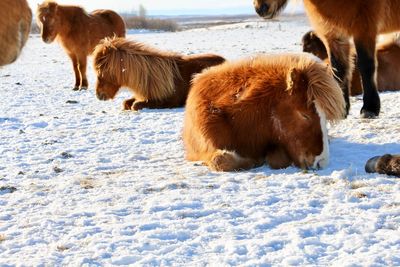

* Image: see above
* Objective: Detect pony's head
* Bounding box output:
[92,38,122,101]
[253,0,288,19]
[36,1,59,43]
[93,37,181,102]
[302,31,328,60]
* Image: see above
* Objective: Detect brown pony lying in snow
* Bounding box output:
[183,54,345,171]
[0,0,32,66]
[302,31,400,96]
[36,1,125,90]
[93,37,226,110]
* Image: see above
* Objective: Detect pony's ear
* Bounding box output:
[286,67,301,95]
[47,2,58,13]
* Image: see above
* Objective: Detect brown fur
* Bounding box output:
[376,38,400,91]
[93,37,226,110]
[183,54,345,172]
[0,0,32,66]
[254,0,400,118]
[367,154,400,177]
[36,1,126,90]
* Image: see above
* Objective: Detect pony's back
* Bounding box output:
[91,9,126,38]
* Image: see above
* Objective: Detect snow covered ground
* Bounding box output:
[1,16,399,266]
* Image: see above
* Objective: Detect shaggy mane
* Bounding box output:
[37,1,57,14]
[252,53,345,121]
[93,37,183,101]
[196,53,345,121]
[37,1,87,17]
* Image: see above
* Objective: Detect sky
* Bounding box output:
[28,0,255,15]
[28,0,304,16]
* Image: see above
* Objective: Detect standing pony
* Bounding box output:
[302,31,400,95]
[0,0,32,66]
[36,1,125,90]
[253,0,400,118]
[93,37,225,110]
[183,54,345,171]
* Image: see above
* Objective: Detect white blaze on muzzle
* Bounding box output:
[313,102,329,169]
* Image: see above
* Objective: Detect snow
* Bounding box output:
[1,16,399,266]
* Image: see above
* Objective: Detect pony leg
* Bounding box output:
[353,36,380,118]
[77,55,88,90]
[132,100,150,111]
[265,146,292,169]
[69,54,81,91]
[122,98,136,110]
[208,150,263,172]
[325,36,352,117]
[132,99,170,110]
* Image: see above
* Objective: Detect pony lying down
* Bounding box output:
[183,53,346,171]
[93,37,225,110]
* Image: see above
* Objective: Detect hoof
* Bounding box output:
[123,103,132,110]
[360,110,378,119]
[73,86,88,91]
[122,99,136,110]
[132,102,145,111]
[209,151,236,172]
[365,156,380,173]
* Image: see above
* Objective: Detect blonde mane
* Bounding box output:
[254,53,345,121]
[93,37,183,101]
[296,62,344,123]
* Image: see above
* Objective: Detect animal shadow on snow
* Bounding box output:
[245,138,400,179]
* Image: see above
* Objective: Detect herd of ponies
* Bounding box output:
[1,0,400,176]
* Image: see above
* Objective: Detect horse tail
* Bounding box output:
[299,56,346,121]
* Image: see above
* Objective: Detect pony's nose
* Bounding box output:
[42,37,51,44]
[256,3,269,16]
[96,91,108,101]
[313,157,328,170]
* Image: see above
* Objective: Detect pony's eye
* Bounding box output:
[299,112,311,121]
